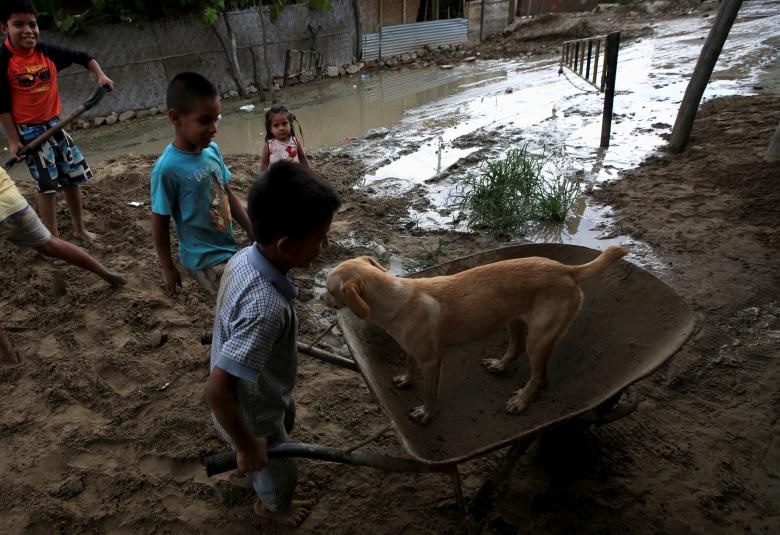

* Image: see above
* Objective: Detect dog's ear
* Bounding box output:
[342,281,370,319]
[362,256,387,272]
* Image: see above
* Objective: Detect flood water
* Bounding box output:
[60,67,510,162]
[7,0,778,254]
[357,0,779,250]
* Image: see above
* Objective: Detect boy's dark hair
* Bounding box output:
[1,0,37,22]
[166,72,218,114]
[248,161,341,245]
[264,106,298,141]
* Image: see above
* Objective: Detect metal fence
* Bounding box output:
[558,32,621,148]
[282,49,324,88]
[559,34,609,92]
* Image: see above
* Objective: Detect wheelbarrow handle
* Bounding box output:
[3,85,111,170]
[203,442,443,477]
[200,329,359,372]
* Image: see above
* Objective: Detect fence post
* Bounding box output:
[282,49,291,89]
[600,31,620,148]
[668,0,743,153]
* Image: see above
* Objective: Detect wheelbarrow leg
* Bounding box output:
[446,466,466,514]
[468,436,536,521]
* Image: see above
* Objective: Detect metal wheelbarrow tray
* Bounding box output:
[205,244,697,511]
[338,243,698,464]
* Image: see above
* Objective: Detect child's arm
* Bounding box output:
[260,142,270,171]
[38,43,110,88]
[86,59,114,89]
[0,113,24,160]
[226,185,254,242]
[296,138,310,168]
[205,367,268,474]
[151,213,182,293]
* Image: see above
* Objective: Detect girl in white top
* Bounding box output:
[260,106,310,171]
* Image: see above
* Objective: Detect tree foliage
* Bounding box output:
[84,0,331,25]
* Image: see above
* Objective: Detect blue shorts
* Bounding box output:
[18,117,93,194]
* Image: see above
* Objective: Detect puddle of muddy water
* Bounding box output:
[5,1,776,257]
[353,0,779,251]
[2,66,507,174]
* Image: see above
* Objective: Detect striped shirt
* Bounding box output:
[210,245,298,439]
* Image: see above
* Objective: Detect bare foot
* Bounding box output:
[254,499,312,527]
[481,358,506,373]
[0,349,21,368]
[504,391,529,414]
[72,228,98,244]
[102,271,126,288]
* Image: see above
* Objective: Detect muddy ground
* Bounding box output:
[2,3,780,535]
[2,93,777,533]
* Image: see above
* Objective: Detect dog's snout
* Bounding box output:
[321,290,337,308]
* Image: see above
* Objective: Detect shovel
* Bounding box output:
[3,84,111,170]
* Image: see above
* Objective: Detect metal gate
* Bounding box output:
[362,18,469,61]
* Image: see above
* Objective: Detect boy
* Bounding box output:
[205,161,340,527]
[151,72,252,296]
[0,0,113,243]
[0,166,123,367]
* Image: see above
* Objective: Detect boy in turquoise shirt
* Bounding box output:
[151,72,252,295]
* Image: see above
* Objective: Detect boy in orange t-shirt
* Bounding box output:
[0,0,113,243]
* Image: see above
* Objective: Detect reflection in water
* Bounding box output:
[357,0,778,248]
[65,66,508,165]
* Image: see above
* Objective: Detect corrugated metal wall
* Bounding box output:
[363,66,466,102]
[361,18,469,60]
[362,33,381,59]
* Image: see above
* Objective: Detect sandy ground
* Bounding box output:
[2,94,777,534]
[2,3,779,534]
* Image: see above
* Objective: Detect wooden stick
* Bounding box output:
[345,424,393,453]
[669,0,744,153]
[307,318,339,351]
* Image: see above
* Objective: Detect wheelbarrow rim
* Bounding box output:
[337,242,701,465]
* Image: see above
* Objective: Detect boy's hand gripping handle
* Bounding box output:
[3,85,111,170]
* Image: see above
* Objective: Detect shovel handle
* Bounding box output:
[3,85,111,170]
[83,84,111,110]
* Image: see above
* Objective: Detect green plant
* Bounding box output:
[403,236,449,272]
[535,172,581,222]
[450,145,581,238]
[34,0,113,33]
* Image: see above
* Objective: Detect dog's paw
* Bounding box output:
[481,358,506,374]
[409,405,432,424]
[392,374,413,389]
[504,394,528,414]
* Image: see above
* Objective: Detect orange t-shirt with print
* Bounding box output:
[4,39,60,125]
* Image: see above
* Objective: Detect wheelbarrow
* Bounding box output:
[202,243,698,515]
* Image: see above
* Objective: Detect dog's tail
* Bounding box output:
[569,245,629,282]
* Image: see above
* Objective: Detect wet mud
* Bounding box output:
[2,1,780,533]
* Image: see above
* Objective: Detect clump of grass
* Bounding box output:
[536,172,582,221]
[450,144,580,238]
[403,236,449,272]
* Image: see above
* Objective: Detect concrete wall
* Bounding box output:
[10,1,357,118]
